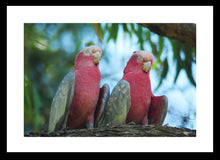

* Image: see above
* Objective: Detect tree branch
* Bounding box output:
[25,123,196,137]
[139,23,196,47]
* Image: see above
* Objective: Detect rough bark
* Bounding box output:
[25,123,196,137]
[139,23,196,47]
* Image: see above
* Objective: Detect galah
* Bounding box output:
[48,46,110,132]
[99,50,168,127]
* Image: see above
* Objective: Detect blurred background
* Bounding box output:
[24,23,196,134]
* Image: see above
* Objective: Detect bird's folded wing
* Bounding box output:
[100,80,131,127]
[148,95,168,125]
[48,72,75,132]
[94,83,110,128]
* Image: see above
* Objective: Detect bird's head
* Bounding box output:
[74,45,102,69]
[124,50,154,74]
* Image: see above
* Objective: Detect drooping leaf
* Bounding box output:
[170,39,183,83]
[136,25,144,50]
[107,34,112,43]
[155,58,169,90]
[182,44,196,87]
[122,23,128,32]
[106,23,120,43]
[146,30,158,56]
[32,84,42,131]
[112,23,119,43]
[170,39,196,87]
[122,23,132,38]
[145,30,151,41]
[185,60,196,87]
[85,41,95,46]
[129,23,135,32]
[151,60,159,70]
[93,23,103,43]
[150,41,158,56]
[158,36,164,59]
[24,76,33,123]
[170,40,196,86]
[174,52,182,83]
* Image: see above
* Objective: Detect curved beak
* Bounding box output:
[143,61,151,73]
[93,51,102,64]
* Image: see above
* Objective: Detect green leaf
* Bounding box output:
[147,31,158,56]
[106,23,119,43]
[122,23,128,32]
[93,23,103,43]
[170,39,181,61]
[107,34,112,43]
[145,30,151,41]
[170,39,196,87]
[75,41,82,53]
[182,44,196,87]
[32,84,42,131]
[174,55,182,84]
[112,23,119,43]
[137,25,144,50]
[185,60,196,87]
[158,36,164,59]
[170,39,184,84]
[150,41,158,56]
[24,80,33,123]
[85,41,95,46]
[122,23,132,38]
[151,60,159,70]
[129,23,135,32]
[155,58,169,90]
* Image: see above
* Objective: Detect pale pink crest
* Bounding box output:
[81,45,102,56]
[133,50,154,64]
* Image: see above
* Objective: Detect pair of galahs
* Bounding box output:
[48,46,168,132]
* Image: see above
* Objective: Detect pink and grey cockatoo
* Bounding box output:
[48,46,109,132]
[98,50,168,127]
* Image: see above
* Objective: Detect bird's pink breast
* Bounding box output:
[66,66,101,129]
[122,72,152,124]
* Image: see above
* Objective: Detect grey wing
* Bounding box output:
[48,72,75,132]
[100,80,131,126]
[94,83,110,128]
